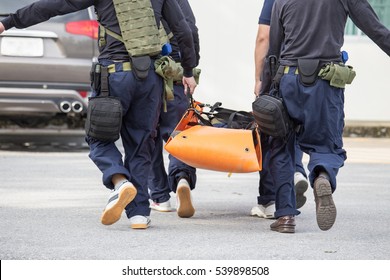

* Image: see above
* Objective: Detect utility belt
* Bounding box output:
[90,61,132,94]
[89,56,161,91]
[90,56,201,100]
[108,61,132,73]
[252,58,357,139]
[275,59,356,88]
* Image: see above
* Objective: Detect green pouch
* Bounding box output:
[155,56,201,102]
[318,63,356,88]
[154,56,181,102]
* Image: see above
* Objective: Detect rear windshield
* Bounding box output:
[0,0,90,22]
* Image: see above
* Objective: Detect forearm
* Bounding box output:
[254,24,270,95]
[254,24,270,82]
[1,0,93,30]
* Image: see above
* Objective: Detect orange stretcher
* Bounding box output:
[164,105,262,173]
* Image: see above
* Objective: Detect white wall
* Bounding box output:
[342,37,390,121]
[189,0,390,122]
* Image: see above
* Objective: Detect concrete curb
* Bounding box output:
[344,121,390,138]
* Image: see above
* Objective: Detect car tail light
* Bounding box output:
[78,91,89,98]
[65,20,99,39]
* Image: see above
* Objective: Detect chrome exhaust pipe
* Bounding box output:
[59,101,71,113]
[71,101,83,113]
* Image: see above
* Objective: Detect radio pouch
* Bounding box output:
[85,66,122,142]
[297,59,320,86]
[130,55,151,80]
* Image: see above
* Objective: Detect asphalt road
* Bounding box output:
[0,137,389,260]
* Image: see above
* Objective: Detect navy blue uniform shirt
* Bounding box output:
[258,0,274,26]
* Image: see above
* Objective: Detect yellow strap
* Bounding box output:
[284,66,299,74]
[107,62,132,73]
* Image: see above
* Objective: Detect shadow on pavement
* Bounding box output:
[0,128,88,152]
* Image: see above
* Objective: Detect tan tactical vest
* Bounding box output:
[100,0,168,57]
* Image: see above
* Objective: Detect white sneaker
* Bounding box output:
[101,181,137,226]
[150,200,173,212]
[129,215,151,229]
[250,201,275,219]
[294,172,309,209]
[176,178,195,218]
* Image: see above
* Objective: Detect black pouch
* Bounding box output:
[130,55,151,80]
[252,89,293,138]
[85,96,122,142]
[259,55,278,94]
[85,66,122,142]
[297,59,320,86]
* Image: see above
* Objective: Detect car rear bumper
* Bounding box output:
[0,87,88,116]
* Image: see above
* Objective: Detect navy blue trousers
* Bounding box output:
[269,67,347,218]
[86,60,163,218]
[148,83,197,203]
[257,135,307,206]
